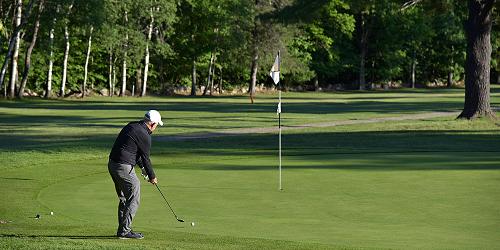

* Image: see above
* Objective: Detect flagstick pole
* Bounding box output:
[279,85,282,191]
[278,50,282,191]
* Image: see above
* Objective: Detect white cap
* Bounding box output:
[145,110,164,126]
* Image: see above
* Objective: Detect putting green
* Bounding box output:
[36,151,500,249]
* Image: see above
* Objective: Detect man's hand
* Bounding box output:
[149,177,158,185]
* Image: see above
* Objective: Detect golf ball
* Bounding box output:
[50,212,54,215]
[191,222,195,227]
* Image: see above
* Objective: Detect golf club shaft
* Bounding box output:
[155,183,183,221]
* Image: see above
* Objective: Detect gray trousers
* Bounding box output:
[108,159,140,236]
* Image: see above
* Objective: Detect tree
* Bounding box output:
[59,1,73,97]
[9,0,23,98]
[402,0,496,119]
[0,0,34,98]
[137,0,176,97]
[44,2,61,98]
[458,0,496,119]
[18,0,45,98]
[70,0,104,97]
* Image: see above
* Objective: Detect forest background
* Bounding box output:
[0,0,498,102]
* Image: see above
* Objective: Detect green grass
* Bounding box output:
[1,88,500,249]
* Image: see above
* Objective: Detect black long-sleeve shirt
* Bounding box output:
[109,121,156,179]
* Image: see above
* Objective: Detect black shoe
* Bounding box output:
[118,231,144,239]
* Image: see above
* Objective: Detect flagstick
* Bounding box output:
[278,50,282,191]
[279,84,282,191]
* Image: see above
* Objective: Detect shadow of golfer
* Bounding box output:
[0,234,118,240]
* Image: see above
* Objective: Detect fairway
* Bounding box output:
[1,89,500,249]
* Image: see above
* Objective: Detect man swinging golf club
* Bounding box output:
[108,110,163,239]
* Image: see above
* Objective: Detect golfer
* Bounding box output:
[108,110,163,239]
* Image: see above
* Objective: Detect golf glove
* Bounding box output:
[140,167,149,180]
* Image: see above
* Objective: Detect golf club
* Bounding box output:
[154,183,184,222]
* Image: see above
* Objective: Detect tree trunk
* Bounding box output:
[0,0,34,93]
[210,54,216,95]
[112,60,116,96]
[120,11,128,97]
[314,76,319,91]
[82,26,93,98]
[190,59,196,96]
[60,24,70,97]
[447,71,453,88]
[141,43,149,97]
[142,6,154,97]
[45,7,57,99]
[59,3,73,97]
[108,52,113,96]
[249,52,258,103]
[359,13,368,91]
[121,52,127,96]
[219,67,222,94]
[458,0,495,119]
[411,57,416,88]
[203,52,214,96]
[9,0,22,98]
[447,47,455,88]
[18,0,44,98]
[135,67,142,96]
[249,19,259,103]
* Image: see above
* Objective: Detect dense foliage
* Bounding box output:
[0,0,498,97]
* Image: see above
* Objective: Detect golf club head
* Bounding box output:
[177,218,185,222]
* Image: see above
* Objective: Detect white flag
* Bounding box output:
[269,53,280,84]
[277,102,281,114]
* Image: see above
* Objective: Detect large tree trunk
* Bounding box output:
[82,26,93,98]
[458,0,495,119]
[9,0,22,98]
[18,0,44,98]
[190,59,196,96]
[142,6,154,97]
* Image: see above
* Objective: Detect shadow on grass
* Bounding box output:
[0,94,463,115]
[1,96,499,172]
[0,234,117,240]
[1,123,500,172]
[189,152,500,171]
[0,177,34,181]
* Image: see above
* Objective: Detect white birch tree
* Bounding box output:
[59,2,73,97]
